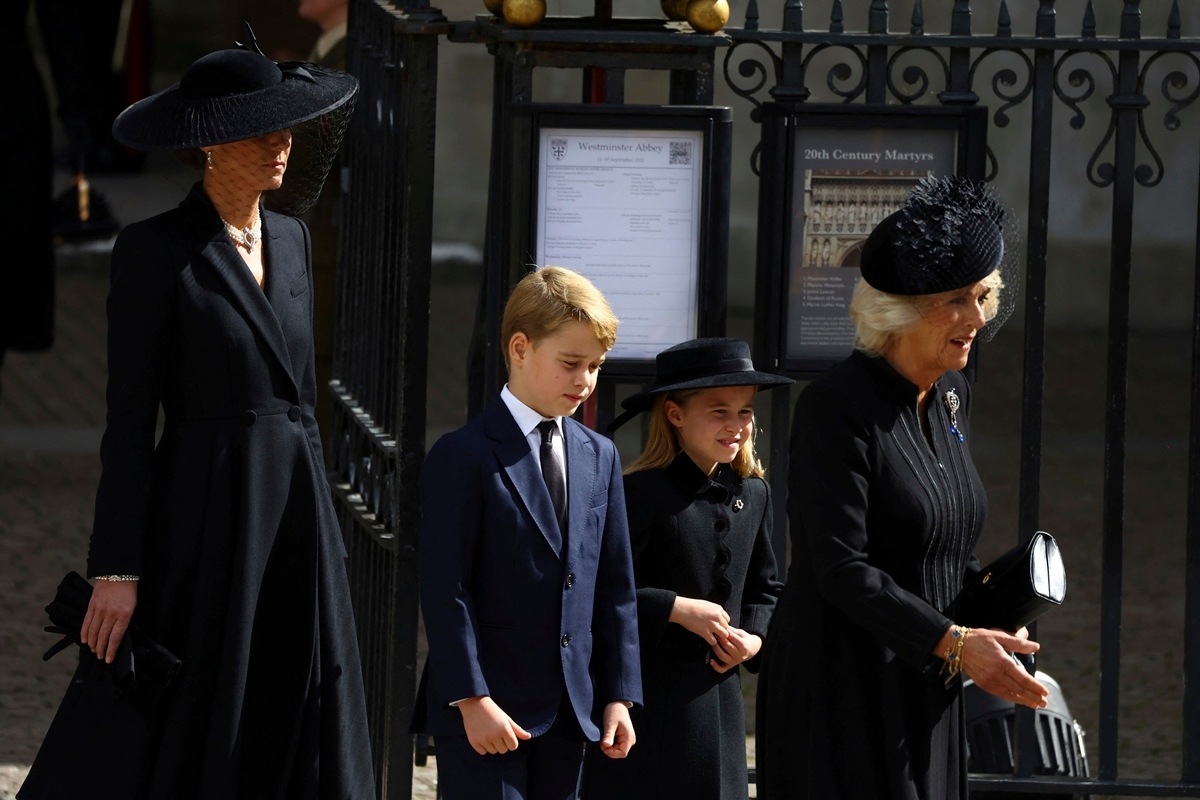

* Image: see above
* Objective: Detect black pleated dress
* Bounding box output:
[756,351,986,800]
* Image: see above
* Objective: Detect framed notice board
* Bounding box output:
[514,103,733,378]
[753,104,988,377]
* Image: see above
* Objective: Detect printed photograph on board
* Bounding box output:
[786,126,958,365]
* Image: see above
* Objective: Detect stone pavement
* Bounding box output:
[3,153,1194,800]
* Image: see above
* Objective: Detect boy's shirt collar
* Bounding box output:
[501,384,564,439]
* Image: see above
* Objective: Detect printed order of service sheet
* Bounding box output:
[536,127,704,362]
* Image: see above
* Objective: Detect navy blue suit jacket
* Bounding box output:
[412,396,643,740]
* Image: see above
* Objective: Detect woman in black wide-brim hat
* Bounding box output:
[19,39,375,800]
[755,176,1050,800]
[582,338,789,800]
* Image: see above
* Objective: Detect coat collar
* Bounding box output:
[179,183,298,393]
[665,452,739,503]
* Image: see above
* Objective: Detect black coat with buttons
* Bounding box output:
[583,453,782,800]
[22,183,375,800]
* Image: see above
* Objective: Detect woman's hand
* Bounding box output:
[941,626,1049,710]
[710,628,762,674]
[81,579,137,664]
[669,596,731,645]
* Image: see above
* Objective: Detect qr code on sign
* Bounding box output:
[669,141,692,165]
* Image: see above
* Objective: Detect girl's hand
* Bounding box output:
[710,628,762,673]
[669,596,731,645]
[81,579,137,664]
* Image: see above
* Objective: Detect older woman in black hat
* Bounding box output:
[20,41,374,799]
[583,338,789,800]
[755,177,1050,800]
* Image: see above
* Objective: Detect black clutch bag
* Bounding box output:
[960,530,1066,632]
[41,571,181,697]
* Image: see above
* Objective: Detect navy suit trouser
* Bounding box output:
[434,695,586,800]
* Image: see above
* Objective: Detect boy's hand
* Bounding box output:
[669,596,730,645]
[599,701,636,759]
[709,628,762,674]
[457,696,532,755]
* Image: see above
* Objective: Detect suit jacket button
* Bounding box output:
[241,410,257,426]
[561,634,571,648]
[288,405,302,422]
[565,573,575,589]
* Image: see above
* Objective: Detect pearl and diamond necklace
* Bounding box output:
[220,209,262,252]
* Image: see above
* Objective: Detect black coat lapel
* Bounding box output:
[179,185,299,394]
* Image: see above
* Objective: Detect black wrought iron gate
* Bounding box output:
[330,1,1200,797]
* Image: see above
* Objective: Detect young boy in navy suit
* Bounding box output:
[413,266,643,799]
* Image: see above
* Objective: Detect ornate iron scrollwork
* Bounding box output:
[885,46,948,105]
[722,40,781,114]
[1053,51,1117,187]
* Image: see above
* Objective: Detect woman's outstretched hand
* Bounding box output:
[941,626,1049,710]
[81,579,137,664]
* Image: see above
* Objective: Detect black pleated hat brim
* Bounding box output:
[112,64,358,151]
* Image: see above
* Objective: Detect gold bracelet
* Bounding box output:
[941,625,971,687]
[94,574,139,582]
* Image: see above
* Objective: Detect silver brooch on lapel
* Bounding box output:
[943,388,964,443]
[733,498,744,512]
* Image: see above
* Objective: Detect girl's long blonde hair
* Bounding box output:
[624,389,765,478]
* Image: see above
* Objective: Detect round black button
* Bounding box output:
[561,634,572,648]
[288,405,302,422]
[241,410,257,426]
[714,518,728,532]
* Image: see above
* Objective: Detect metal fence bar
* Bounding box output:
[1096,0,1144,781]
[1010,0,1056,780]
[1184,112,1200,788]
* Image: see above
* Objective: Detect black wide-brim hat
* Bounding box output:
[622,338,794,413]
[112,47,358,150]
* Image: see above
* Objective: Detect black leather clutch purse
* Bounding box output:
[41,571,181,697]
[960,530,1066,632]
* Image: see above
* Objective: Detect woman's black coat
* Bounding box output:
[20,183,375,800]
[756,351,986,800]
[583,454,782,800]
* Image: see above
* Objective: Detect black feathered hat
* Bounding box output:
[859,176,1021,339]
[607,338,793,433]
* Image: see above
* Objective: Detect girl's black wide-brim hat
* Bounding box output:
[112,46,358,151]
[622,338,794,412]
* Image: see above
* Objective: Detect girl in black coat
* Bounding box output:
[583,338,790,800]
[20,44,375,800]
[755,177,1050,800]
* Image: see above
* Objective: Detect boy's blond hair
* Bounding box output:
[625,390,765,479]
[502,267,619,368]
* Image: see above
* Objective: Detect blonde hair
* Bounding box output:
[849,269,1004,357]
[625,390,765,479]
[501,266,619,368]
